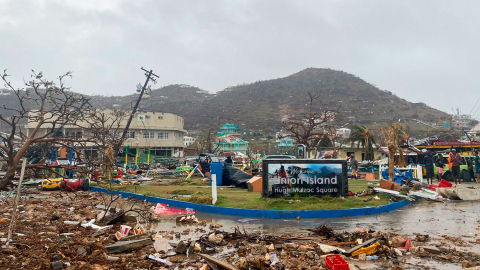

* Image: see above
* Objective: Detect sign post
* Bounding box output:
[262,159,348,198]
[212,174,217,205]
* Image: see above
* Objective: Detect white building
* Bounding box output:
[184,136,196,146]
[25,110,186,159]
[336,128,351,139]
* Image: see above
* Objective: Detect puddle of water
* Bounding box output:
[109,198,479,270]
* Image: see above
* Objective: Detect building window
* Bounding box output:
[143,132,155,139]
[158,116,163,120]
[145,115,150,119]
[158,132,169,139]
[126,131,135,138]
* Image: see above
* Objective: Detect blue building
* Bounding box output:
[278,137,294,148]
[217,123,238,136]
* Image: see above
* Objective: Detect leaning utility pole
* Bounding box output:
[116,67,159,154]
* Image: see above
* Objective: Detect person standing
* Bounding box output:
[349,154,359,180]
[449,149,462,185]
[474,150,480,183]
[225,156,233,166]
[436,154,445,182]
[424,151,435,185]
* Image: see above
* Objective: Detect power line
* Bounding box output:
[469,97,480,115]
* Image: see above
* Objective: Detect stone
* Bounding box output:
[52,261,63,269]
[77,246,87,256]
[154,238,168,253]
[394,248,403,257]
[267,244,275,252]
[235,257,249,270]
[392,236,407,248]
[107,256,120,261]
[188,240,195,254]
[251,245,268,255]
[52,254,63,261]
[175,241,187,254]
[306,251,315,259]
[208,233,224,244]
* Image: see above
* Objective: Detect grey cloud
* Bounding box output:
[1,0,479,117]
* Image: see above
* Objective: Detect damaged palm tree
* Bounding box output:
[103,145,116,181]
[382,123,403,180]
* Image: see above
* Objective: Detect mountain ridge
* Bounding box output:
[1,68,451,136]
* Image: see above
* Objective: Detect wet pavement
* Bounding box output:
[147,200,479,238]
[141,200,480,270]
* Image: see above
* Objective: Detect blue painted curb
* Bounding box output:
[90,186,410,219]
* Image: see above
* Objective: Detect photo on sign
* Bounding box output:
[266,163,344,197]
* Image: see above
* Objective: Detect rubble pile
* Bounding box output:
[0,190,479,269]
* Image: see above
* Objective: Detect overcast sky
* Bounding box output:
[1,0,480,118]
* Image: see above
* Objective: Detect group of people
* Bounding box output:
[424,149,480,185]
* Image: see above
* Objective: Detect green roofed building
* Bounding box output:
[214,135,249,154]
[217,123,238,136]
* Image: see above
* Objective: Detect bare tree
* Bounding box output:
[75,109,128,179]
[282,91,338,158]
[0,70,90,190]
[193,128,220,154]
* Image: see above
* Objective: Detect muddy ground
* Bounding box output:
[0,189,479,270]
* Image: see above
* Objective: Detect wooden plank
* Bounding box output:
[119,233,154,242]
[198,254,238,270]
[106,238,153,254]
[322,242,358,246]
[344,238,377,255]
[91,230,107,238]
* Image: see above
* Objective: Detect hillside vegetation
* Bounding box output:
[1,68,451,137]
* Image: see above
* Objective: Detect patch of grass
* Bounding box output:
[99,179,390,210]
[169,189,194,195]
[187,195,213,204]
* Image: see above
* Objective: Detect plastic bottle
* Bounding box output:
[366,255,379,261]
